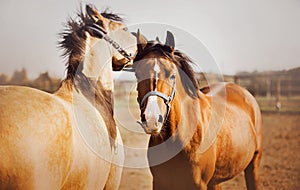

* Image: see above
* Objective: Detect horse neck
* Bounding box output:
[149,74,214,159]
[54,35,117,143]
[56,34,115,116]
[78,36,117,142]
[174,83,214,156]
[82,34,114,92]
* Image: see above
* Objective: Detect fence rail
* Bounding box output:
[1,67,299,113]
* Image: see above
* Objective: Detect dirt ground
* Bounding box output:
[115,104,300,190]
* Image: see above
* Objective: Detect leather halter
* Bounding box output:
[138,75,176,124]
[87,23,135,62]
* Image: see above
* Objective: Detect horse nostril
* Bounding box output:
[158,115,163,123]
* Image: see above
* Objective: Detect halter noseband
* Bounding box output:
[138,75,176,124]
[87,23,135,62]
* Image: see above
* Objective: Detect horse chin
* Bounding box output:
[112,57,129,71]
[142,124,162,135]
[150,130,161,135]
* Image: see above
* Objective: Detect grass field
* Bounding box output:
[256,96,300,113]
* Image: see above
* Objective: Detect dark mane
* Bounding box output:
[59,7,123,81]
[57,5,124,145]
[101,9,124,22]
[59,11,87,81]
[134,42,200,98]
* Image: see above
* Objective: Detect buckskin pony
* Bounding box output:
[133,31,262,190]
[0,4,137,190]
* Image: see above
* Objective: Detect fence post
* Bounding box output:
[275,78,281,110]
[266,78,271,98]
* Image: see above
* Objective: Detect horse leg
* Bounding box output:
[208,183,221,190]
[152,180,168,190]
[103,164,123,190]
[103,134,124,190]
[244,151,262,190]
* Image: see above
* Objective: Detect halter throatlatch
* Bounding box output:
[87,23,135,62]
[138,75,176,125]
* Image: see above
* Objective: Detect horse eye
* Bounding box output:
[170,74,176,80]
[96,20,103,26]
[123,27,128,31]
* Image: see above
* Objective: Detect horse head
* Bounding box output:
[134,31,198,135]
[60,4,137,86]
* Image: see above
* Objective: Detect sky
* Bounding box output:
[0,0,299,78]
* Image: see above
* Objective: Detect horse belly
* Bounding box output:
[212,109,257,182]
[62,132,123,190]
[61,152,111,190]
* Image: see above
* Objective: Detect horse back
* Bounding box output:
[201,82,262,149]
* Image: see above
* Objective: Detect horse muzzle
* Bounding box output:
[137,115,163,135]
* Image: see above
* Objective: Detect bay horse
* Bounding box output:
[0,4,137,190]
[133,31,262,190]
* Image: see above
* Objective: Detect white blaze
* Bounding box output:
[154,60,160,90]
[144,96,160,120]
[143,60,163,132]
[144,95,162,132]
[145,60,161,120]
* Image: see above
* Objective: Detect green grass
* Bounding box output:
[114,93,300,113]
[255,96,300,113]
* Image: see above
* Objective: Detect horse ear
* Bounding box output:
[137,29,147,50]
[156,36,161,43]
[165,31,175,51]
[86,4,104,22]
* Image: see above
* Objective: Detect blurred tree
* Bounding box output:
[10,68,30,86]
[33,72,52,92]
[0,74,10,85]
[33,72,61,93]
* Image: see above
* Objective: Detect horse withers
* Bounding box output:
[133,31,262,190]
[0,4,137,190]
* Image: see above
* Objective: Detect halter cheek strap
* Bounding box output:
[138,77,176,124]
[140,91,170,107]
[87,23,135,62]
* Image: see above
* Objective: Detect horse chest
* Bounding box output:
[149,150,200,190]
[72,92,112,153]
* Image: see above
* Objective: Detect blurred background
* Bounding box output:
[0,0,299,189]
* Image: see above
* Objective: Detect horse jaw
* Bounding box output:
[109,28,137,64]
